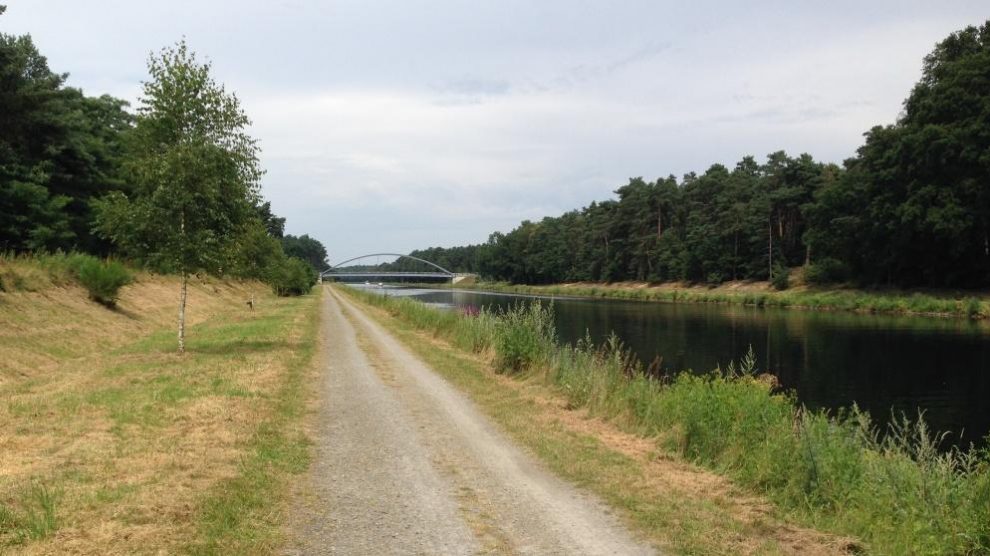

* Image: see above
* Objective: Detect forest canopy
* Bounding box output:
[0,9,328,297]
[388,21,990,289]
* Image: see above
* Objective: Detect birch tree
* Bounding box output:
[95,41,261,352]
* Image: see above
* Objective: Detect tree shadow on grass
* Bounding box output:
[107,304,142,320]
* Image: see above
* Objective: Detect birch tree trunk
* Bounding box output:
[178,272,187,353]
[178,209,187,353]
[768,216,773,280]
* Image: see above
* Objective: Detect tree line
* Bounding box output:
[388,21,990,290]
[1,5,329,350]
[0,7,328,291]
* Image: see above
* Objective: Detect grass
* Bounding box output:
[337,286,853,554]
[0,482,62,545]
[438,280,990,320]
[0,256,321,553]
[339,284,990,555]
[0,251,114,292]
[189,290,319,554]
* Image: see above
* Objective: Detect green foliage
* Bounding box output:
[93,40,261,277]
[0,15,130,253]
[0,22,322,305]
[280,234,328,273]
[965,297,983,318]
[254,201,285,239]
[0,252,132,305]
[227,221,285,280]
[343,286,990,554]
[227,221,317,296]
[492,303,555,373]
[804,257,849,285]
[803,22,990,288]
[0,481,62,546]
[91,40,265,351]
[269,257,316,297]
[71,256,133,307]
[455,281,984,319]
[771,265,789,290]
[391,21,990,291]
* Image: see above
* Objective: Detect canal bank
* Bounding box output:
[337,284,990,555]
[367,283,990,450]
[437,280,990,320]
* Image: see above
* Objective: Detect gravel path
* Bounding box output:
[284,288,657,555]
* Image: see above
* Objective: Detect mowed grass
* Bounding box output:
[0,257,321,554]
[336,285,854,555]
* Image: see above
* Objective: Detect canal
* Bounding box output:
[356,284,990,447]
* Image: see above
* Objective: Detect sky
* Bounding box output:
[4,1,988,265]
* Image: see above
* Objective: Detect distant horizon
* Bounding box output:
[6,1,988,262]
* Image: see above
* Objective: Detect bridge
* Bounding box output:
[320,253,477,285]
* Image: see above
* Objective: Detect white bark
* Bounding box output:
[178,209,187,354]
[178,272,187,353]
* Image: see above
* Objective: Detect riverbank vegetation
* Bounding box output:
[341,285,990,554]
[0,258,321,553]
[446,280,990,320]
[382,21,990,293]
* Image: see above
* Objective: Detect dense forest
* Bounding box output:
[0,6,328,294]
[387,21,990,289]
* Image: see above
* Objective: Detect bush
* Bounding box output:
[493,303,555,373]
[805,258,849,285]
[269,256,316,296]
[965,297,983,319]
[771,265,790,290]
[72,256,133,307]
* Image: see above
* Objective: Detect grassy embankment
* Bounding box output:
[0,254,321,554]
[339,284,990,555]
[443,280,990,319]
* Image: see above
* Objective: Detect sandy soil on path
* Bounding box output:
[284,289,657,555]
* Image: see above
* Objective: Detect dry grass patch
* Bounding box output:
[0,267,320,554]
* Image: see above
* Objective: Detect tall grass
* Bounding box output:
[0,252,133,306]
[341,285,990,554]
[0,481,62,546]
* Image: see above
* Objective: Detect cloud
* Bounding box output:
[434,78,511,96]
[5,0,988,260]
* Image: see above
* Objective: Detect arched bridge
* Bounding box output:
[320,253,476,284]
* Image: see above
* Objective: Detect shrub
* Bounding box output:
[965,297,982,319]
[72,256,133,307]
[493,303,555,373]
[269,257,316,296]
[771,265,790,290]
[805,258,849,285]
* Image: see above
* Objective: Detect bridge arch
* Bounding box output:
[321,253,454,277]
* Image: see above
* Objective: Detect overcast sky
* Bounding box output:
[5,1,988,265]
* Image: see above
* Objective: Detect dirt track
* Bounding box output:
[284,288,656,555]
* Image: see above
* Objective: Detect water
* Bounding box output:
[356,284,990,447]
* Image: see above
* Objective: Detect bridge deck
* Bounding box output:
[323,272,453,279]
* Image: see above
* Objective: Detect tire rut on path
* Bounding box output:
[284,288,657,555]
